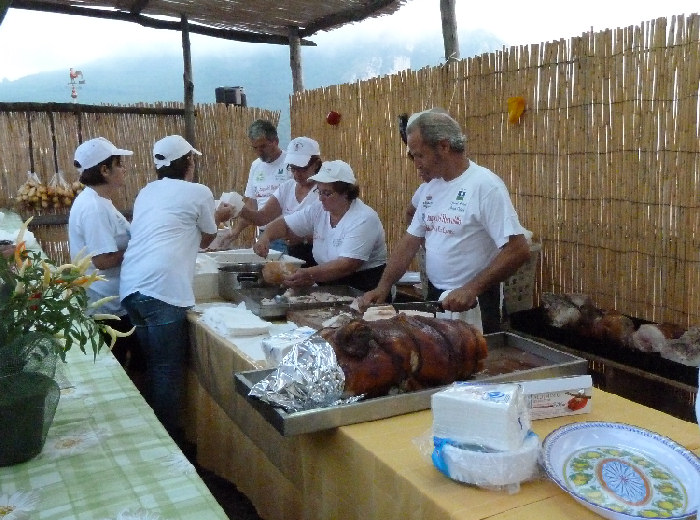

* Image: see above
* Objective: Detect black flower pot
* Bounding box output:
[0,371,60,466]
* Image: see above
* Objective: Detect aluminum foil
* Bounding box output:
[249,335,348,412]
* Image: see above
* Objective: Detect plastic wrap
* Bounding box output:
[417,381,542,493]
[413,429,542,494]
[249,336,347,412]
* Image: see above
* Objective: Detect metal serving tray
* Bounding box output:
[229,285,363,319]
[234,331,588,436]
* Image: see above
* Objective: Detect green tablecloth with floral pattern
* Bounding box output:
[0,348,228,520]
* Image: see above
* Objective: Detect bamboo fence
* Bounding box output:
[0,102,279,263]
[0,14,697,325]
[289,14,700,326]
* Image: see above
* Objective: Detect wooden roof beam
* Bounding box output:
[9,0,317,45]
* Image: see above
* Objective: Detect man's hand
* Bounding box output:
[440,285,479,312]
[283,268,314,287]
[358,288,391,312]
[214,202,235,225]
[253,237,270,258]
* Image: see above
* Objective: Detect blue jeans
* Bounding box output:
[122,292,188,438]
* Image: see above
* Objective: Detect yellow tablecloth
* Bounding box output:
[185,316,700,520]
[0,348,228,520]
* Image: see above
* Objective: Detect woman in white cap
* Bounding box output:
[119,134,234,441]
[253,160,387,293]
[68,137,145,374]
[231,136,321,266]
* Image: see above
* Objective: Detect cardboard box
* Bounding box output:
[518,375,593,420]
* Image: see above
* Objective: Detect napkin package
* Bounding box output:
[431,382,531,452]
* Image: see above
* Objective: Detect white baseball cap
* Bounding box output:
[153,135,201,169]
[74,137,133,173]
[286,136,320,167]
[308,160,356,185]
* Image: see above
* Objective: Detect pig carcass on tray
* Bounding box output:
[319,314,488,398]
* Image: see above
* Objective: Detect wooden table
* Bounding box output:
[184,314,700,520]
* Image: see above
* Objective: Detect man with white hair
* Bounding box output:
[362,110,531,332]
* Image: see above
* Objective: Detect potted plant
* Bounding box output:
[0,217,129,466]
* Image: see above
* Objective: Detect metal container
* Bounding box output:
[227,285,363,318]
[218,263,266,299]
[234,331,588,436]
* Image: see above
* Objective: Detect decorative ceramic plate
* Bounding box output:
[542,422,700,520]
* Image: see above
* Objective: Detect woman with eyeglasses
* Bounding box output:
[231,136,320,266]
[253,160,388,293]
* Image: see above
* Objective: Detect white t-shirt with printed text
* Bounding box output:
[244,152,290,212]
[407,161,525,290]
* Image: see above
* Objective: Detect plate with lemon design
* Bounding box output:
[542,422,700,520]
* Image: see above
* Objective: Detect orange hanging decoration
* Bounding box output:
[507,97,526,124]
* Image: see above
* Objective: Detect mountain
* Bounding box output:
[0,29,502,145]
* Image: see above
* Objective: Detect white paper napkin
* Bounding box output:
[219,191,245,217]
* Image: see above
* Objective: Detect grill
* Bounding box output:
[508,308,698,421]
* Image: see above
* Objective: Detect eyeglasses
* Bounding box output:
[318,189,336,198]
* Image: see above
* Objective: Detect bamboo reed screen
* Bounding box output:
[290,14,700,326]
[1,15,697,325]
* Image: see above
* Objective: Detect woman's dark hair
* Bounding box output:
[156,152,191,179]
[333,181,360,201]
[78,156,121,186]
[309,156,322,174]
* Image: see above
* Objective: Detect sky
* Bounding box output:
[0,0,698,82]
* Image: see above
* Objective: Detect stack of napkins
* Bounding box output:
[430,382,539,489]
[432,382,530,451]
[218,191,245,217]
[199,303,270,337]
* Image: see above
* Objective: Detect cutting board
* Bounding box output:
[286,306,356,330]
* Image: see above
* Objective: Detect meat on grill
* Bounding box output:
[319,314,488,398]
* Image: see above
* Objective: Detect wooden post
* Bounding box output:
[181,14,197,178]
[289,26,304,92]
[440,0,459,62]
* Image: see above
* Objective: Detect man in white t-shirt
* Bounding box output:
[361,111,531,332]
[230,119,290,252]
